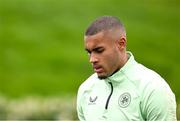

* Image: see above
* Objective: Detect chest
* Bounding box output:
[82,82,144,121]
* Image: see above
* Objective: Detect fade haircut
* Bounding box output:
[85,16,125,36]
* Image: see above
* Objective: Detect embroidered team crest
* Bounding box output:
[88,96,98,105]
[118,92,131,108]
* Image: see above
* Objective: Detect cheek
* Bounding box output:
[108,50,120,69]
[103,52,119,69]
[100,47,120,68]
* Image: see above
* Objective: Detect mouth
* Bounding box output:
[93,65,104,73]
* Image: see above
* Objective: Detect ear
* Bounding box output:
[117,37,126,50]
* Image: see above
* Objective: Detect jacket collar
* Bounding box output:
[105,52,137,83]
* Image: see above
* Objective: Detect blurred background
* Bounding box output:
[0,0,179,120]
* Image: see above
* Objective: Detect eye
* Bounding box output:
[95,48,104,53]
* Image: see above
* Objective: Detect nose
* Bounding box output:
[89,53,98,63]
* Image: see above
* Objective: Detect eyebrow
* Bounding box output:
[85,46,104,53]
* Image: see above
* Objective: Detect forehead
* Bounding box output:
[84,31,112,49]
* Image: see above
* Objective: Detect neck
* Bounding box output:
[111,52,128,76]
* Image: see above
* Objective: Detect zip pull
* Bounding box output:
[105,82,113,109]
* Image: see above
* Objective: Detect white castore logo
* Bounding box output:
[88,96,98,105]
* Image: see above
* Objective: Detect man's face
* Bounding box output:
[85,31,122,79]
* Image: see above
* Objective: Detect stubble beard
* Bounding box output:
[98,75,107,79]
[97,72,110,79]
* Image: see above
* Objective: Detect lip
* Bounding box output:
[93,65,104,73]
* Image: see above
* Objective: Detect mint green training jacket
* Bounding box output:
[77,52,177,121]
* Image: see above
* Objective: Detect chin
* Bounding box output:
[97,72,113,79]
[97,74,108,79]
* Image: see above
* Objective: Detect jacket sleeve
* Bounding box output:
[77,87,86,121]
[141,82,177,121]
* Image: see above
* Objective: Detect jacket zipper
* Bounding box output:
[105,82,113,109]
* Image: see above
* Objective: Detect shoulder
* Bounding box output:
[77,73,99,95]
[128,62,174,98]
[137,63,171,91]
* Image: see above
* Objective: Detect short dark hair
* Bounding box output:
[85,16,125,36]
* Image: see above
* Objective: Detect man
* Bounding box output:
[77,16,177,121]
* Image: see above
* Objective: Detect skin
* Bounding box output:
[85,29,128,79]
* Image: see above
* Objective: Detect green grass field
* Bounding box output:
[0,0,180,119]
